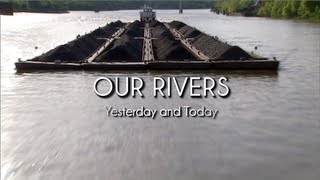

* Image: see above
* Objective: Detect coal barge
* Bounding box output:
[15,6,279,71]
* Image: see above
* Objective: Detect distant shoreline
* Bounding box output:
[12,8,209,12]
[211,0,320,23]
[13,10,69,14]
[10,8,211,15]
[213,11,320,23]
[2,0,211,15]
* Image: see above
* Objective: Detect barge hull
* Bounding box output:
[15,60,279,72]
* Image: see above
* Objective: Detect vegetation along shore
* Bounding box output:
[1,0,319,22]
[0,0,211,14]
[212,0,320,22]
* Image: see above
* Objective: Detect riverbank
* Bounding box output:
[212,0,320,23]
[13,10,69,14]
[6,0,210,14]
[214,11,320,23]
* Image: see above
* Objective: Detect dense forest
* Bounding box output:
[212,0,320,21]
[1,0,211,13]
[257,0,320,20]
[212,0,254,13]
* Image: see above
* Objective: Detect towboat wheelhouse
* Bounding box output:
[140,5,156,22]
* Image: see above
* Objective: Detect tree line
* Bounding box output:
[257,0,320,20]
[212,0,320,21]
[1,0,212,13]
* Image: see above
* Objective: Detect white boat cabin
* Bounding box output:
[140,5,156,22]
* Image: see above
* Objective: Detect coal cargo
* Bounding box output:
[15,6,279,71]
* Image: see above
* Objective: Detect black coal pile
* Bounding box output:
[29,20,126,63]
[170,21,201,38]
[169,21,186,30]
[149,20,162,27]
[169,21,252,60]
[152,22,196,61]
[93,34,142,62]
[125,20,144,37]
[93,21,143,62]
[25,19,257,64]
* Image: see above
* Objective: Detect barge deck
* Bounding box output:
[14,7,279,72]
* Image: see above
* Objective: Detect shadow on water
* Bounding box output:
[15,69,279,78]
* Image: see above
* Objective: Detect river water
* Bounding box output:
[1,10,320,180]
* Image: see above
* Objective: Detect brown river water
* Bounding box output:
[1,10,320,180]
